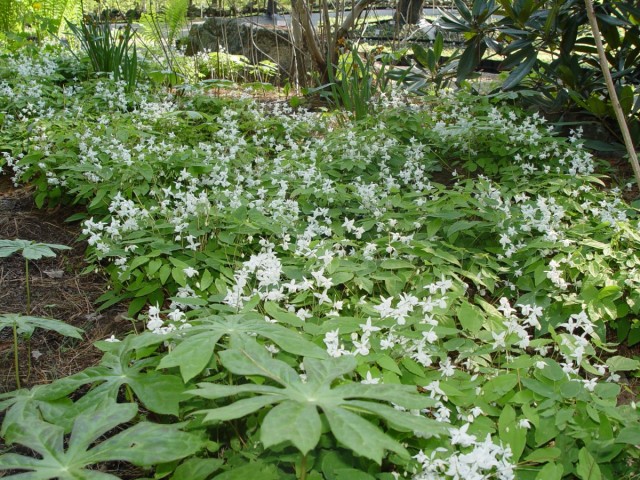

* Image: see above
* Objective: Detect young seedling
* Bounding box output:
[0,314,83,389]
[0,239,72,314]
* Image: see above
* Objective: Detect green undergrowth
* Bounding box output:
[0,45,640,480]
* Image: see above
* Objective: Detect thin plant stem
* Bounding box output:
[25,257,30,315]
[26,339,32,383]
[13,321,21,389]
[299,453,307,480]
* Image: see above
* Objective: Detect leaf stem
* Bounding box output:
[299,453,307,480]
[13,321,21,389]
[25,257,31,315]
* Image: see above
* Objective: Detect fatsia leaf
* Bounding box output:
[260,401,322,454]
[323,406,408,464]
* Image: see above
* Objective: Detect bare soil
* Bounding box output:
[0,175,132,393]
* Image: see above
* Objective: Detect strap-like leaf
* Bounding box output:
[199,395,282,423]
[343,400,447,437]
[187,383,283,400]
[333,383,436,410]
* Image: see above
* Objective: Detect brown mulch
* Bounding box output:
[0,175,132,393]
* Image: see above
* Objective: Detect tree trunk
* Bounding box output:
[395,0,424,26]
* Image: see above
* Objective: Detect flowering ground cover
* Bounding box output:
[1,45,640,480]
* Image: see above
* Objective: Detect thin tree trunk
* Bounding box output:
[584,0,640,190]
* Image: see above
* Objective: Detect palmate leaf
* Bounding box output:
[0,239,71,260]
[0,385,74,437]
[0,399,203,480]
[158,312,327,382]
[49,338,184,416]
[188,337,447,463]
[0,314,83,339]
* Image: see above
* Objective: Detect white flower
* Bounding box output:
[361,371,380,384]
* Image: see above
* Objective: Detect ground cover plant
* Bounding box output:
[1,40,640,480]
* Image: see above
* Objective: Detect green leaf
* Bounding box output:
[213,461,280,480]
[0,314,83,340]
[457,301,484,333]
[171,458,223,480]
[502,51,537,90]
[323,406,408,464]
[261,401,321,454]
[202,395,282,422]
[482,374,519,402]
[576,448,601,480]
[615,425,640,445]
[190,337,442,460]
[535,462,563,480]
[605,356,640,373]
[0,399,203,479]
[498,405,526,462]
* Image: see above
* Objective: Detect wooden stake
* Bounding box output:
[584,0,640,190]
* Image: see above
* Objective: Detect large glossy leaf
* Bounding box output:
[502,51,537,90]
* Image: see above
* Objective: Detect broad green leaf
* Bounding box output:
[89,421,204,466]
[160,313,325,381]
[605,356,640,373]
[498,405,526,462]
[171,458,224,480]
[304,355,357,386]
[261,401,321,454]
[159,334,223,382]
[457,301,484,333]
[187,383,283,400]
[482,374,519,402]
[323,406,408,464]
[615,425,640,445]
[576,447,601,480]
[190,338,445,460]
[535,462,563,480]
[213,461,280,480]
